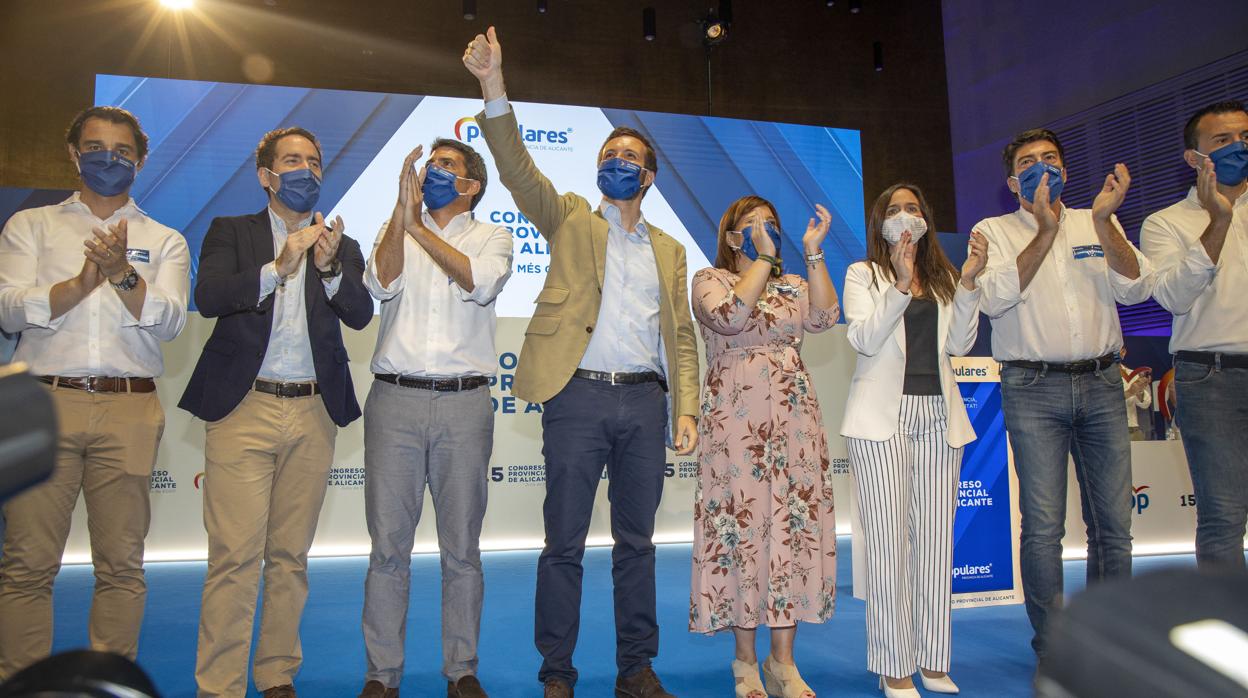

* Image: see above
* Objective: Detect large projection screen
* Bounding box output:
[52,75,866,561]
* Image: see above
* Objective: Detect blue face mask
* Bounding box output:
[1197,141,1248,187]
[740,221,784,265]
[422,165,471,210]
[266,167,321,213]
[77,150,136,197]
[1013,162,1065,204]
[597,158,646,200]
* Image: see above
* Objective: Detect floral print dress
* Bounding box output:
[689,267,840,634]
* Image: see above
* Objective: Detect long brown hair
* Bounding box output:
[714,195,782,278]
[865,183,958,304]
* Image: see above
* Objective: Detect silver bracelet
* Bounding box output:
[804,251,824,266]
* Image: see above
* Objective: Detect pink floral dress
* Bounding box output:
[689,267,840,634]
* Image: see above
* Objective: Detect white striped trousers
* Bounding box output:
[847,394,962,678]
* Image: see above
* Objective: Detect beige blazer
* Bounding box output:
[477,109,699,442]
[839,260,981,447]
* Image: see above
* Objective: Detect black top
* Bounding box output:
[903,297,941,396]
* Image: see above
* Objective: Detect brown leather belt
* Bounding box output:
[38,375,156,393]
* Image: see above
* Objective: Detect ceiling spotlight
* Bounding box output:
[159,0,193,8]
[825,0,835,6]
[463,0,476,20]
[537,0,547,13]
[849,0,862,13]
[701,0,732,47]
[873,41,883,72]
[703,20,727,44]
[643,7,656,41]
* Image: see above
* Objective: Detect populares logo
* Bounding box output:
[952,562,993,579]
[454,116,572,145]
[194,472,205,490]
[1132,485,1151,515]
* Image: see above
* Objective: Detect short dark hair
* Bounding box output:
[65,106,149,162]
[254,126,322,171]
[1183,100,1248,150]
[430,137,488,210]
[1002,128,1065,177]
[599,126,659,174]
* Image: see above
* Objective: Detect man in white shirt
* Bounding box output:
[1141,100,1248,571]
[179,126,373,698]
[0,106,190,679]
[974,128,1153,658]
[357,139,511,698]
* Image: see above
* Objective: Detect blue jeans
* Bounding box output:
[535,377,667,688]
[1174,359,1248,571]
[1000,362,1134,657]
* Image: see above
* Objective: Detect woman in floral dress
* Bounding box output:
[689,195,840,698]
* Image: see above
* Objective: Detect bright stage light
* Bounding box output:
[160,0,194,9]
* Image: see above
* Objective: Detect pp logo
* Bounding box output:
[1132,485,1150,515]
[454,117,480,143]
[194,472,206,490]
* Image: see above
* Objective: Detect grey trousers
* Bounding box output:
[362,378,493,685]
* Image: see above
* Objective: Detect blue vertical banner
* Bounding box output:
[951,381,1012,593]
[949,358,1023,606]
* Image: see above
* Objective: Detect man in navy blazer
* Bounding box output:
[179,125,370,698]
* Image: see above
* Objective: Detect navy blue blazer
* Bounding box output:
[178,209,372,427]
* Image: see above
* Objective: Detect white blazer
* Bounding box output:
[839,261,982,447]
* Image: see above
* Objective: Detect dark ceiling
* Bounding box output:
[0,0,956,228]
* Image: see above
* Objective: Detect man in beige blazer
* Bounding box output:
[465,27,698,698]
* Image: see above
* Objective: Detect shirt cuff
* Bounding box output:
[20,285,63,330]
[483,95,511,119]
[322,273,342,300]
[122,291,166,328]
[259,262,280,303]
[1185,240,1218,272]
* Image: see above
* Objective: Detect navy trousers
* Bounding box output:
[534,376,667,687]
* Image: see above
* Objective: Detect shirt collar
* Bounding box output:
[59,191,145,218]
[599,200,649,239]
[267,206,313,237]
[422,208,475,237]
[1185,184,1248,208]
[1012,201,1067,229]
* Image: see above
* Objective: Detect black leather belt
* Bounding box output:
[1001,352,1119,374]
[254,379,320,398]
[1175,351,1248,369]
[374,374,490,391]
[573,368,662,385]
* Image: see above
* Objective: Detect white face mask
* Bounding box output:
[881,211,927,245]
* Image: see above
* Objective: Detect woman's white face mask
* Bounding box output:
[881,211,927,245]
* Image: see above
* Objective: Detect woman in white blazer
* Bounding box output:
[840,183,987,698]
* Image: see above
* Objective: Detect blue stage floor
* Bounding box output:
[44,539,1198,697]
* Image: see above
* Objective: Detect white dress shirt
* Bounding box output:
[364,210,513,377]
[1140,186,1248,354]
[975,206,1153,362]
[256,208,341,382]
[0,193,189,377]
[578,202,664,375]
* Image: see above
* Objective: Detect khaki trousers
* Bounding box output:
[194,389,336,698]
[0,386,164,680]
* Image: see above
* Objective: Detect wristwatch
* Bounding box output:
[317,259,342,280]
[110,266,140,291]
